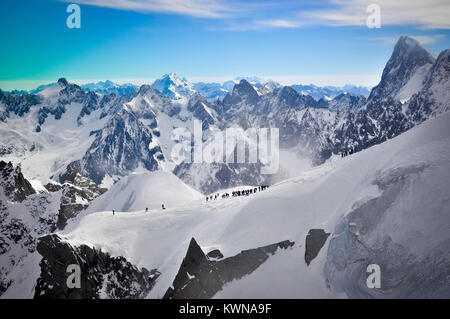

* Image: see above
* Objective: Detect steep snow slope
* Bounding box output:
[51,110,450,299]
[84,170,203,213]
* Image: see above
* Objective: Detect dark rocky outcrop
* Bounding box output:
[61,107,162,185]
[368,36,435,103]
[305,229,330,266]
[34,234,159,299]
[46,168,107,229]
[206,249,224,260]
[0,164,108,297]
[0,161,35,202]
[56,171,107,229]
[163,238,294,299]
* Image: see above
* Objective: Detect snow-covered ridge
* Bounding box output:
[83,170,203,214]
[53,109,450,299]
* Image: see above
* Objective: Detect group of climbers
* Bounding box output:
[232,185,269,197]
[112,184,273,214]
[206,185,269,202]
[341,148,354,157]
[207,193,223,201]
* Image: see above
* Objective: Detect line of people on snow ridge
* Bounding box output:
[341,148,354,157]
[206,185,269,202]
[207,193,228,201]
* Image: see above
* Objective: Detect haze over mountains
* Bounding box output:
[0,36,449,298]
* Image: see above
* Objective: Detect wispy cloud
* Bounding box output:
[223,18,303,31]
[62,0,450,29]
[64,0,229,18]
[221,0,450,31]
[301,0,450,29]
[259,19,303,28]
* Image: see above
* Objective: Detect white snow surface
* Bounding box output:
[396,63,432,102]
[53,110,450,298]
[83,170,203,213]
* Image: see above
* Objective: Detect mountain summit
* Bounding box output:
[151,73,195,99]
[368,36,436,102]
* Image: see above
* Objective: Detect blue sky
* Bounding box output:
[1,0,450,90]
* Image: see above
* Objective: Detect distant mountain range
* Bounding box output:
[1,36,448,195]
[3,75,371,102]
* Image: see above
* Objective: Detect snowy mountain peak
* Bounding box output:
[57,78,69,87]
[391,36,435,68]
[395,36,428,55]
[233,79,259,100]
[221,79,260,109]
[152,73,194,99]
[368,36,436,102]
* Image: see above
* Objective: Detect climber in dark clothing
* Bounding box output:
[162,204,165,210]
[146,207,148,212]
[113,210,115,216]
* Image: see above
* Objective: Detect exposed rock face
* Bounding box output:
[174,161,267,194]
[34,234,160,299]
[187,93,217,129]
[206,249,224,260]
[55,171,107,229]
[0,205,36,294]
[0,162,108,296]
[163,238,294,299]
[407,49,450,123]
[304,229,330,266]
[325,93,366,112]
[0,161,35,202]
[0,90,41,122]
[46,170,107,229]
[368,36,435,102]
[222,79,260,115]
[62,108,161,185]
